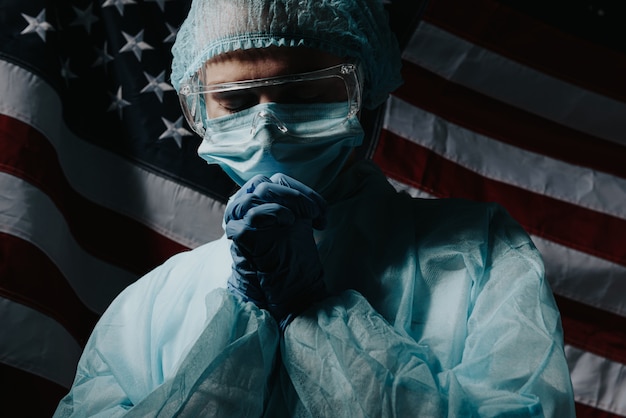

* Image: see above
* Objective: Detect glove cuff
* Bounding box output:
[227,276,268,310]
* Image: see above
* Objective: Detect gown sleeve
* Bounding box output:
[280,205,575,418]
[53,237,280,418]
[440,208,575,417]
[122,289,280,418]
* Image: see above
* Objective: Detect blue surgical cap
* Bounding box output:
[170,0,403,109]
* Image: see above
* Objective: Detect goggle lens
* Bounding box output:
[179,64,361,136]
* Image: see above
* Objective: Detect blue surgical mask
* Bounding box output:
[197,102,364,194]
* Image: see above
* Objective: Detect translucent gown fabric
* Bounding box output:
[53,160,576,417]
[170,0,403,109]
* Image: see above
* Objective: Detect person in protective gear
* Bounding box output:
[54,0,576,416]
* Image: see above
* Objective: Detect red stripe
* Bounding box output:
[556,295,626,366]
[373,130,626,267]
[423,0,626,103]
[0,114,189,276]
[394,60,626,179]
[576,402,625,418]
[0,363,67,417]
[0,232,101,345]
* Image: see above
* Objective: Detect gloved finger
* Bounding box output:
[269,173,327,229]
[237,174,272,198]
[225,175,272,223]
[226,193,266,222]
[254,179,326,230]
[270,173,328,213]
[224,217,245,241]
[225,203,295,241]
[228,243,266,307]
[252,182,321,220]
[245,203,296,229]
[225,203,296,266]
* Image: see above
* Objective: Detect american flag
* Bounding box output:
[0,0,623,416]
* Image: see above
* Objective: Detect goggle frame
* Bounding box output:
[178,63,362,136]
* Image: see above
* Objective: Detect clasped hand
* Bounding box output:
[224,173,329,330]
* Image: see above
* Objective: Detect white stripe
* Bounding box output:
[0,59,226,249]
[383,95,626,221]
[0,172,136,313]
[532,235,626,317]
[386,179,626,317]
[565,344,626,416]
[0,297,81,389]
[403,22,626,146]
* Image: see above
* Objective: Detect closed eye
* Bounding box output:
[205,77,349,118]
[209,91,258,116]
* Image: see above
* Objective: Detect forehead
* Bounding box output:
[202,47,345,85]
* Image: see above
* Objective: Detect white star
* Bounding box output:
[119,30,154,61]
[163,22,178,43]
[107,86,131,119]
[60,58,78,84]
[159,116,193,148]
[145,0,174,12]
[20,10,54,42]
[102,0,137,16]
[92,42,114,68]
[140,71,174,102]
[70,5,99,34]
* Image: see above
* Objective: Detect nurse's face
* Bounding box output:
[200,47,346,119]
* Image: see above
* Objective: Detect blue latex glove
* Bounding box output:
[225,174,329,330]
[225,175,272,312]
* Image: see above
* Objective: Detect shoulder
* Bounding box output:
[90,233,232,357]
[76,235,234,399]
[407,196,532,247]
[405,197,543,277]
[152,233,232,285]
[103,234,232,318]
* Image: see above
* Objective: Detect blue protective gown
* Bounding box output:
[54,160,575,417]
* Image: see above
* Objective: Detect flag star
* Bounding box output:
[119,30,154,61]
[71,5,99,34]
[146,0,174,12]
[92,42,114,68]
[159,116,193,148]
[107,86,131,119]
[140,71,174,102]
[163,22,178,43]
[20,10,54,42]
[60,58,78,84]
[102,0,137,16]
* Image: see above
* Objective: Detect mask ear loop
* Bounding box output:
[251,110,289,134]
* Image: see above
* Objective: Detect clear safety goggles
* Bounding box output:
[178,63,362,136]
